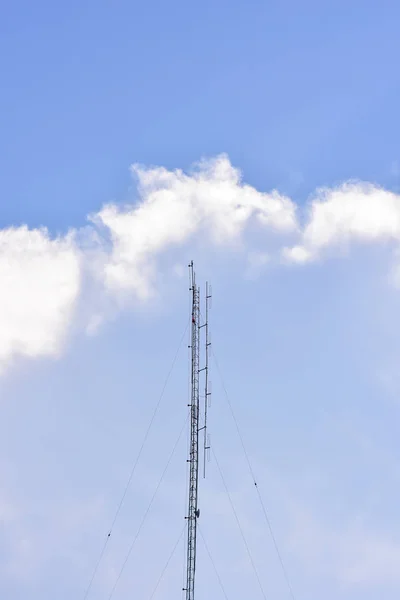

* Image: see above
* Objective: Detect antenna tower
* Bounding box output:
[184,261,211,600]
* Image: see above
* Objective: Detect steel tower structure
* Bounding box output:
[184,262,211,600]
[184,262,200,600]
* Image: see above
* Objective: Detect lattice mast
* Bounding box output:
[185,262,200,600]
[184,262,211,600]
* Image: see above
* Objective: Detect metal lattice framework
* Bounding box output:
[185,262,201,600]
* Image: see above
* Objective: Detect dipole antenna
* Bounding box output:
[200,282,212,478]
[184,261,201,600]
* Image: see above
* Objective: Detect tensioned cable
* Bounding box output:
[212,448,268,600]
[148,524,187,600]
[211,349,296,600]
[82,319,189,600]
[198,524,229,600]
[107,413,190,599]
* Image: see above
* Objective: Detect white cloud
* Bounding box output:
[0,155,297,370]
[91,155,296,298]
[284,182,400,263]
[4,155,400,373]
[0,226,80,369]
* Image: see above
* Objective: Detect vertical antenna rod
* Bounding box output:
[202,282,211,478]
[184,261,201,600]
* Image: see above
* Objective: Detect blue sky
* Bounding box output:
[1,1,400,599]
